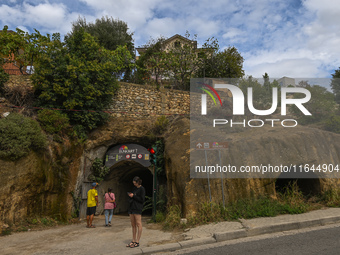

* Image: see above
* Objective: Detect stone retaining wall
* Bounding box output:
[110,82,192,117]
[3,77,218,117]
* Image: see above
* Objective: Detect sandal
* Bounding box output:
[130,242,139,248]
[126,241,135,247]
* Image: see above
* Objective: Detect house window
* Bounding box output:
[174,41,181,48]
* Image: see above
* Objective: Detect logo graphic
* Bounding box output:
[201,84,311,116]
[213,142,219,146]
[119,145,128,150]
[199,83,223,115]
[126,154,131,159]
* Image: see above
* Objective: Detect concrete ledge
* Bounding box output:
[298,219,322,229]
[278,222,300,232]
[141,242,181,254]
[179,237,216,248]
[320,216,340,225]
[214,229,247,242]
[247,222,299,237]
[247,226,274,237]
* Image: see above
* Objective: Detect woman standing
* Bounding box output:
[104,188,115,227]
[126,176,145,248]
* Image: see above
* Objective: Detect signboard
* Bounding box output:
[195,142,228,150]
[105,143,151,168]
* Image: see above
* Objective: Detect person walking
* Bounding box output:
[104,188,115,227]
[86,182,99,228]
[126,176,145,248]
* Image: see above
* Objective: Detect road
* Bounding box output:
[166,224,340,255]
[0,215,180,255]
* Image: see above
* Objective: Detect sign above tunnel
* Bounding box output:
[105,144,151,168]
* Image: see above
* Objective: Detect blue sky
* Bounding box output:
[1,0,340,80]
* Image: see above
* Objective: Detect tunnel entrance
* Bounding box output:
[98,160,153,215]
[275,171,321,197]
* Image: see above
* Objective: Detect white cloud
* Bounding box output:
[141,17,181,40]
[23,2,67,29]
[245,57,328,78]
[79,0,159,30]
[1,0,340,79]
[0,2,87,35]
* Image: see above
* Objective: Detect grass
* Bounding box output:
[160,181,340,230]
[0,216,78,236]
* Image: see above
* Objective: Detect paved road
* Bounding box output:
[0,215,179,255]
[168,224,340,255]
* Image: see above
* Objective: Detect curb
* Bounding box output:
[140,215,340,254]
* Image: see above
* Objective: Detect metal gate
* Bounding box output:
[79,182,92,219]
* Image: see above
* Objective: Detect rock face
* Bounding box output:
[1,114,340,225]
[0,140,83,228]
[164,117,340,217]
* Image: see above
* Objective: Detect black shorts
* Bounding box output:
[87,206,96,216]
[128,209,142,215]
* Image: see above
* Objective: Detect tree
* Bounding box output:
[135,37,167,87]
[32,29,132,134]
[297,80,311,88]
[136,32,205,90]
[160,31,208,90]
[290,85,336,124]
[0,25,50,75]
[331,67,340,104]
[263,73,270,91]
[66,16,135,81]
[238,76,263,112]
[205,47,244,78]
[238,75,281,113]
[196,36,244,80]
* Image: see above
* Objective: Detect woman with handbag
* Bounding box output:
[104,188,115,227]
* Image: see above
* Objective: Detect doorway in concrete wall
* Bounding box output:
[98,160,153,215]
[275,171,321,197]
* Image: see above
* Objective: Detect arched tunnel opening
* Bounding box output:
[275,170,321,197]
[97,160,153,215]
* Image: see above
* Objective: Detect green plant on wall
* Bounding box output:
[88,158,110,182]
[153,116,169,135]
[37,109,70,135]
[154,140,165,178]
[70,191,82,218]
[0,112,47,160]
[0,68,9,96]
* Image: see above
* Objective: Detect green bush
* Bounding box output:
[153,116,169,134]
[37,109,70,134]
[0,68,9,96]
[320,187,340,207]
[155,211,166,223]
[324,114,340,134]
[88,158,110,182]
[163,205,182,230]
[0,113,47,160]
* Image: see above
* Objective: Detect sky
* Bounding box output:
[1,0,340,82]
